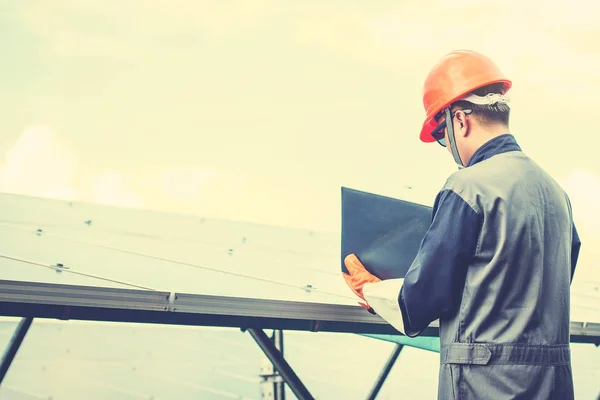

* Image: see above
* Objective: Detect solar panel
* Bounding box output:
[0,193,351,305]
[0,192,596,338]
[0,192,598,400]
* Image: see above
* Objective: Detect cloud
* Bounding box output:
[4,1,599,236]
[0,126,79,200]
[131,167,252,221]
[91,172,144,209]
[0,126,145,210]
[159,168,220,201]
[289,1,600,92]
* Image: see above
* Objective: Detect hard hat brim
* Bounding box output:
[419,78,512,143]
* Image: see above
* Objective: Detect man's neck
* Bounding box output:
[468,125,510,157]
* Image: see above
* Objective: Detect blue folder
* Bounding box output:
[341,187,433,280]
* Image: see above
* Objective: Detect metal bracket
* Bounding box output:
[258,330,286,400]
[166,292,176,311]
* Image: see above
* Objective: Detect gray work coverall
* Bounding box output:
[363,134,581,399]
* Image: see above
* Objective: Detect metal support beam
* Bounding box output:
[272,330,285,400]
[0,279,442,337]
[246,328,314,400]
[366,344,403,400]
[0,317,33,385]
[1,280,599,343]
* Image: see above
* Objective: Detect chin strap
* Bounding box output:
[444,107,465,168]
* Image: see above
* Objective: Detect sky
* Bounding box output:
[0,0,599,285]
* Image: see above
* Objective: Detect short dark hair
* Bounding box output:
[452,82,510,126]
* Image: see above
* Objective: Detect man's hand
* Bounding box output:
[342,254,381,314]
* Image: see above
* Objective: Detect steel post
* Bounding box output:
[0,317,33,385]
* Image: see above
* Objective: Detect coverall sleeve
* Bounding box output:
[363,188,482,337]
[570,222,581,284]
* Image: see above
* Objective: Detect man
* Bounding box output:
[343,50,581,399]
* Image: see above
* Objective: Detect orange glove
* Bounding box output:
[342,254,381,314]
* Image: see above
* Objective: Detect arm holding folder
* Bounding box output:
[341,187,482,337]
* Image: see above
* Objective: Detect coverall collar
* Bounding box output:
[467,133,521,167]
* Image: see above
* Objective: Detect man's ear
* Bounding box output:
[455,110,470,138]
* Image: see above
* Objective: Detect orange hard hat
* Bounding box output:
[419,50,512,143]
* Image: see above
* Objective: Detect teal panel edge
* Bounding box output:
[360,334,440,353]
